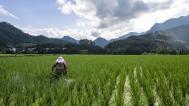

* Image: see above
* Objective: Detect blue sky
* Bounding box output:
[0,0,77,27]
[0,0,189,40]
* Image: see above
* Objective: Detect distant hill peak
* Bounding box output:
[0,21,10,25]
[37,35,47,38]
[62,35,78,44]
[94,37,109,48]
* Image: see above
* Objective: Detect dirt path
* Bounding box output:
[154,87,161,106]
[123,67,148,106]
[186,94,189,105]
[123,75,132,106]
[109,75,120,106]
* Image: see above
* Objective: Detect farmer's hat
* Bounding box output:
[56,56,65,63]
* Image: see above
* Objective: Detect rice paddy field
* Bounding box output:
[0,55,189,106]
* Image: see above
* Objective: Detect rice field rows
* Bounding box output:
[0,55,189,106]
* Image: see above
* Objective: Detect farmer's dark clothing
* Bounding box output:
[52,63,67,78]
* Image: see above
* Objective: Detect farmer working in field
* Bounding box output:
[52,56,67,78]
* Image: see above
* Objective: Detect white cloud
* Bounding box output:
[20,0,189,40]
[0,5,19,19]
[130,0,189,32]
[57,0,174,28]
[55,0,189,39]
[57,0,74,14]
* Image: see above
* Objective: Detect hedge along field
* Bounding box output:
[0,55,189,106]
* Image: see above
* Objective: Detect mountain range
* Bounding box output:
[0,14,189,54]
[148,15,189,32]
[105,15,189,54]
[106,31,189,54]
[110,15,189,42]
[0,22,68,48]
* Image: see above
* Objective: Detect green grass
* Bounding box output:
[0,55,189,106]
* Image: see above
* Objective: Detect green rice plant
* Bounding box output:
[0,55,188,105]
